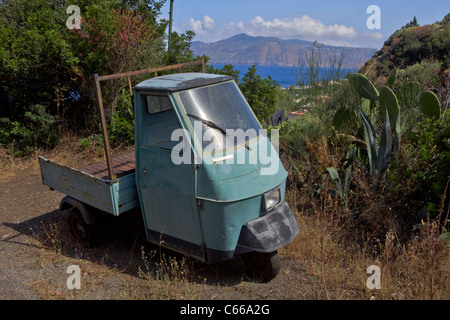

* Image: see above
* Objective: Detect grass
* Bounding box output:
[281,155,449,300]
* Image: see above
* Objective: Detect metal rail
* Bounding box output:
[93,58,206,180]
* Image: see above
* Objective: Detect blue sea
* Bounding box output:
[211,64,355,88]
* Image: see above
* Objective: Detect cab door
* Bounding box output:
[135,93,203,258]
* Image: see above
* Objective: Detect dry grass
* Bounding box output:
[2,133,448,300]
[0,134,100,182]
[283,171,449,300]
[25,206,204,300]
[0,133,135,183]
[305,135,343,171]
[18,177,450,300]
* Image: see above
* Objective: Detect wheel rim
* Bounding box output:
[73,220,87,240]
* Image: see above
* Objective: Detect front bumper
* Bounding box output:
[235,201,299,254]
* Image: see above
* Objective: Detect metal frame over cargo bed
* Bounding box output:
[38,59,206,216]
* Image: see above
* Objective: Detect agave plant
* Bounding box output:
[360,109,392,188]
[327,165,352,208]
[331,71,399,189]
[378,86,401,151]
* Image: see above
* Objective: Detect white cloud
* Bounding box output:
[183,15,383,48]
[186,15,217,37]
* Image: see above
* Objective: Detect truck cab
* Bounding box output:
[133,73,299,280]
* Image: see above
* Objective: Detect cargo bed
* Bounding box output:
[38,153,139,216]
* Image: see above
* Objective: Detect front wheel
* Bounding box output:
[242,251,280,282]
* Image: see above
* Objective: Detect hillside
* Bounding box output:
[191,33,376,69]
[359,13,450,89]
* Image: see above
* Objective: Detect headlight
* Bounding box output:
[264,188,281,211]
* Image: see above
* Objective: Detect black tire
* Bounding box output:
[67,208,97,248]
[242,251,280,283]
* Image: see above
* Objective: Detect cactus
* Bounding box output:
[360,109,392,187]
[332,107,351,131]
[419,91,441,120]
[347,74,401,143]
[387,67,398,88]
[349,73,379,100]
[332,73,399,185]
[396,81,420,107]
[418,92,449,143]
[379,86,401,150]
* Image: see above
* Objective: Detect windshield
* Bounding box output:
[175,81,261,152]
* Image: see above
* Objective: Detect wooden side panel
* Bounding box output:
[38,156,139,215]
[113,173,140,214]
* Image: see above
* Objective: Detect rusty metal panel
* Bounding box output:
[97,59,205,82]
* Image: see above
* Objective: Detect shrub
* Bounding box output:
[0,105,60,156]
[239,65,278,124]
[109,89,135,146]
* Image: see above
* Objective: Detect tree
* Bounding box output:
[443,12,450,26]
[0,0,168,127]
[239,65,278,124]
[72,6,165,122]
[404,16,419,28]
[0,0,79,119]
[165,30,196,65]
[206,64,241,82]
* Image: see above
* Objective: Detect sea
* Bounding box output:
[211,64,356,88]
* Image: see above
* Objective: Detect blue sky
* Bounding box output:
[159,0,450,49]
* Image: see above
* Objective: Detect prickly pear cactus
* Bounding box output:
[387,67,397,88]
[419,91,441,120]
[349,73,379,100]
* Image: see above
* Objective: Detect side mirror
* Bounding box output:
[271,110,285,127]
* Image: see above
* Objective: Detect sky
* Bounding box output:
[159,0,450,49]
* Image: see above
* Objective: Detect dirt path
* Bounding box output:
[0,145,312,300]
[0,173,61,299]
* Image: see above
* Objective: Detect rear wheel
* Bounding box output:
[242,251,280,282]
[67,208,97,248]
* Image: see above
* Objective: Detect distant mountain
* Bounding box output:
[191,33,376,69]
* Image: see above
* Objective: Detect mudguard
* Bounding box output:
[59,196,98,225]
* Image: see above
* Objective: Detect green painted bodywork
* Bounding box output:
[39,73,293,260]
[134,74,289,255]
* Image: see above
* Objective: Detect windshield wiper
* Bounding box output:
[186,113,251,150]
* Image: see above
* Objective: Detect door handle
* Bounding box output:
[141,168,147,188]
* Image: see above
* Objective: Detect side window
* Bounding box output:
[142,94,180,150]
[146,95,172,114]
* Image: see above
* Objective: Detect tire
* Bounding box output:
[67,208,97,248]
[242,251,280,283]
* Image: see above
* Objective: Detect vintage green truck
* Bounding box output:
[39,60,299,282]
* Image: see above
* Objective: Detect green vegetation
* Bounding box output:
[0,2,448,299]
[0,105,60,156]
[0,0,203,153]
[277,14,449,299]
[208,64,278,124]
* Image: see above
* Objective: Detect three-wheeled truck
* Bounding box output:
[39,60,299,282]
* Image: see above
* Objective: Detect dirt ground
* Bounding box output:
[0,141,314,301]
